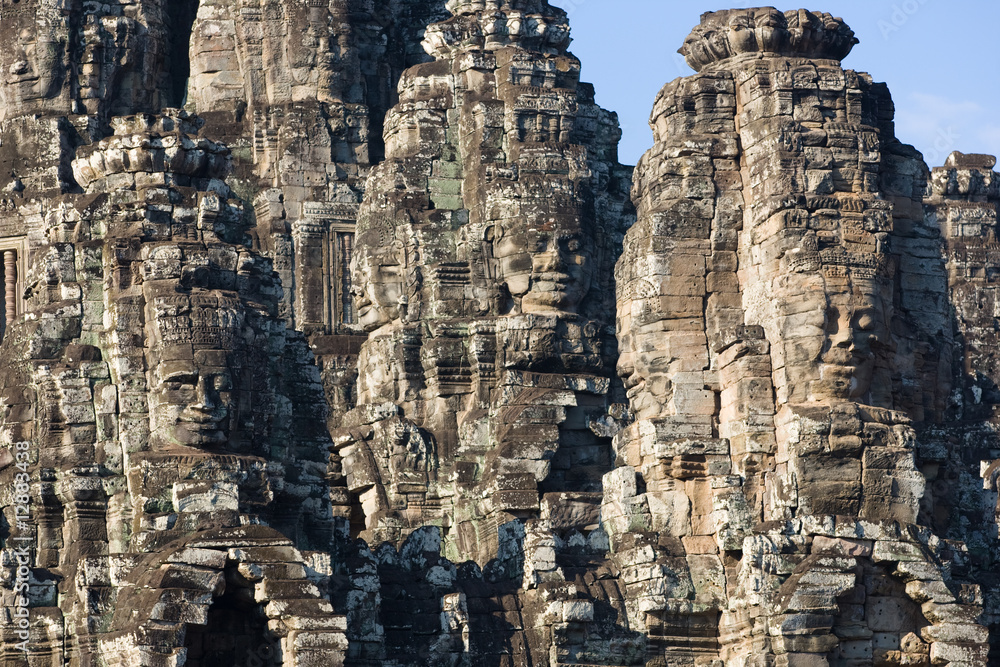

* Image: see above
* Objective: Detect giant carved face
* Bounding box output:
[614,242,677,422]
[815,277,891,403]
[492,216,593,315]
[777,266,892,405]
[149,354,236,448]
[616,318,673,421]
[146,293,246,449]
[352,220,409,331]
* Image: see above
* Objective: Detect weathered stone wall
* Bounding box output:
[0,4,998,667]
[0,109,348,665]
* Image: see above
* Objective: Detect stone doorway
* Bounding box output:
[183,574,281,667]
[167,0,201,108]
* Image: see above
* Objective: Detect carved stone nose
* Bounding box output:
[616,353,634,377]
[191,376,216,411]
[536,250,564,272]
[832,329,854,348]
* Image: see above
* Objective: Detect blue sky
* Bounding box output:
[550,1,1000,168]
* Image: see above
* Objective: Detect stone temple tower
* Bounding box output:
[608,8,991,666]
[1,4,999,667]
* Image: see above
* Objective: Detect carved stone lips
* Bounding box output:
[176,418,226,445]
[181,414,224,427]
[533,274,573,288]
[180,405,227,428]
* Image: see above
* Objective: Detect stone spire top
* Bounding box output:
[680,7,858,72]
[445,0,563,16]
[423,0,570,57]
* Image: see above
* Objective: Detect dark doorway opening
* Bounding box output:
[167,0,201,108]
[184,581,279,666]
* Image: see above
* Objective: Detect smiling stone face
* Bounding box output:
[351,217,414,332]
[352,241,406,331]
[616,319,673,421]
[613,232,710,422]
[145,292,247,449]
[773,260,894,406]
[815,278,891,403]
[492,217,593,315]
[149,357,235,447]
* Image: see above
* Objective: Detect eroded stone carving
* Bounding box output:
[325,1,641,662]
[679,8,858,72]
[337,0,632,565]
[1,4,999,667]
[0,109,347,665]
[604,9,992,666]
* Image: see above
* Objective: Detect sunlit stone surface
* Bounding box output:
[0,4,997,666]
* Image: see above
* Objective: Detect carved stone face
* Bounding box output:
[816,283,890,402]
[149,356,235,447]
[778,269,892,405]
[0,23,41,119]
[355,334,396,406]
[614,242,684,421]
[352,228,407,331]
[616,320,672,421]
[493,220,592,315]
[145,293,247,449]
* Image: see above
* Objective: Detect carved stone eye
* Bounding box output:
[164,373,197,387]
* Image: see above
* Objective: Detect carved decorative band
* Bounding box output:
[680,8,858,72]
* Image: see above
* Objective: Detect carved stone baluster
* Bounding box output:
[3,249,15,329]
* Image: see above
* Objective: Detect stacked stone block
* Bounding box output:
[1,3,1000,666]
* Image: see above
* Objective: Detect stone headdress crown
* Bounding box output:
[680,8,858,72]
[153,294,245,348]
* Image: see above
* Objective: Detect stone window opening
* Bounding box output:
[336,229,355,326]
[292,213,358,334]
[0,240,25,342]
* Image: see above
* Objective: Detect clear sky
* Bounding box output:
[550,1,1000,168]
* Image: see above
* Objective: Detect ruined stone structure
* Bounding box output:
[0,3,998,666]
[609,9,990,665]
